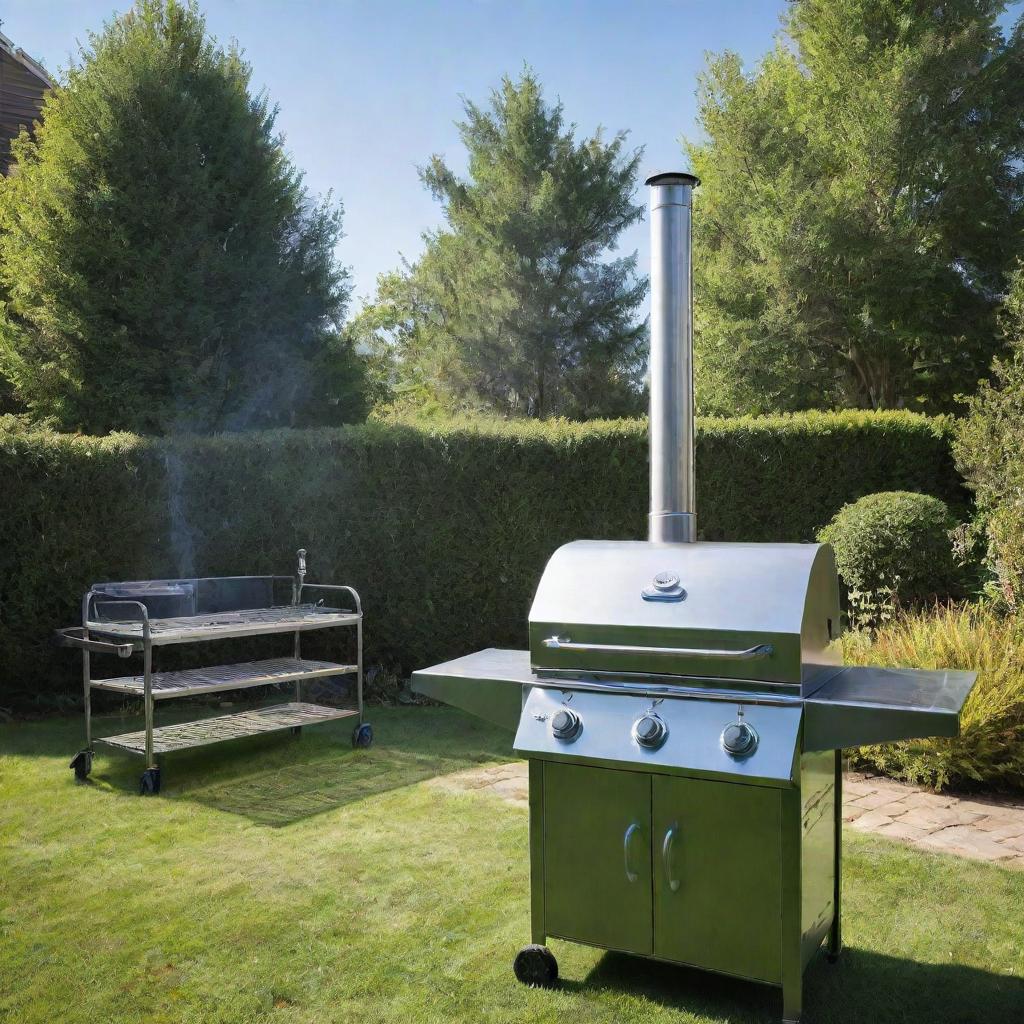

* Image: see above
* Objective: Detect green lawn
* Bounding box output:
[1,705,1022,1024]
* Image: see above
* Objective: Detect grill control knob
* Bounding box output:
[551,708,582,741]
[721,721,758,757]
[633,714,668,750]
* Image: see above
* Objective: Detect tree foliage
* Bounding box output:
[688,0,1024,415]
[0,0,361,434]
[954,263,1024,606]
[354,70,647,419]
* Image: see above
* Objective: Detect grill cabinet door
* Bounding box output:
[542,762,652,955]
[653,776,782,983]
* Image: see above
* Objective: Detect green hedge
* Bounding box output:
[0,411,962,709]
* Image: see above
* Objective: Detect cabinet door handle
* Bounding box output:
[623,822,641,883]
[662,824,680,892]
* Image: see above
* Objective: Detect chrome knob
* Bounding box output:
[721,721,758,757]
[551,708,582,742]
[633,714,668,749]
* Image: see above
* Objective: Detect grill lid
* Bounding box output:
[528,540,840,687]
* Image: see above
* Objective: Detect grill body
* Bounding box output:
[410,169,978,1023]
[516,682,837,1015]
[414,631,974,1023]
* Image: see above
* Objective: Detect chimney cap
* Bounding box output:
[645,171,700,188]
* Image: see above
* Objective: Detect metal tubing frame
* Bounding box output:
[298,582,364,725]
[82,593,153,766]
[76,572,362,783]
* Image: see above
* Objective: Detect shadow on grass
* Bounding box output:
[5,705,513,827]
[181,740,491,826]
[562,947,1024,1023]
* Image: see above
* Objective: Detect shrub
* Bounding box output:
[954,266,1024,608]
[819,491,960,616]
[841,603,1024,791]
[0,410,961,710]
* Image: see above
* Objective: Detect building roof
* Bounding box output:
[0,30,53,174]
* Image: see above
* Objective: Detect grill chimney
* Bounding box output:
[646,171,699,544]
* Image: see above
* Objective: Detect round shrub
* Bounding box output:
[818,491,959,605]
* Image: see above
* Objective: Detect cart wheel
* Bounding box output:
[513,944,558,987]
[139,768,161,796]
[70,749,93,782]
[352,722,373,748]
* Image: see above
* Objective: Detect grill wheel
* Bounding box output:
[513,944,558,987]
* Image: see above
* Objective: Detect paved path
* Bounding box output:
[430,763,1024,869]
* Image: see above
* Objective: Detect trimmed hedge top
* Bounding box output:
[0,410,962,708]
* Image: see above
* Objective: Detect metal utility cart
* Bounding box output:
[58,550,371,794]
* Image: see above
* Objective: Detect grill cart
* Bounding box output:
[411,174,978,1024]
[59,549,371,794]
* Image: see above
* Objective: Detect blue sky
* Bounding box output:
[2,0,791,306]
[3,1,1016,311]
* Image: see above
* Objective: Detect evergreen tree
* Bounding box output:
[688,0,1024,414]
[355,70,647,419]
[0,0,360,433]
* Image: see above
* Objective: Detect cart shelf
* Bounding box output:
[90,657,357,700]
[87,603,358,646]
[97,701,358,755]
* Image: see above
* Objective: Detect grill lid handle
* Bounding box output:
[542,637,774,661]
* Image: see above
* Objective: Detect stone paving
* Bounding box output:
[843,771,1024,868]
[430,762,1024,869]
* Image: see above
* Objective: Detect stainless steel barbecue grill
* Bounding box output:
[59,549,372,794]
[412,173,979,1023]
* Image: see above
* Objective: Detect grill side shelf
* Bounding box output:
[96,702,358,755]
[89,657,357,700]
[803,665,979,751]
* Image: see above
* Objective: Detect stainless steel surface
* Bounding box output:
[661,824,680,891]
[542,761,653,955]
[722,718,759,756]
[86,603,358,645]
[543,636,774,660]
[804,665,978,750]
[411,648,529,730]
[87,657,355,700]
[412,648,809,725]
[623,822,641,882]
[96,701,358,755]
[409,170,981,1023]
[632,712,668,749]
[528,540,840,686]
[653,774,783,984]
[514,686,803,787]
[64,557,366,785]
[55,627,134,658]
[646,171,699,544]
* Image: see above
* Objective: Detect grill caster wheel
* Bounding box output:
[70,749,92,782]
[352,723,373,749]
[514,944,558,988]
[139,768,161,796]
